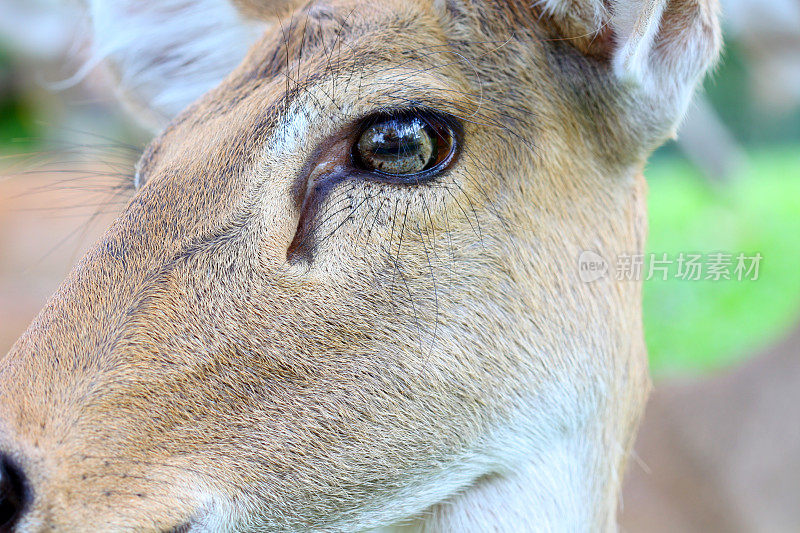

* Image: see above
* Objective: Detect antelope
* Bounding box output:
[0,0,720,531]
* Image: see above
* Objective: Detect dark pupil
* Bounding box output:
[357,117,437,175]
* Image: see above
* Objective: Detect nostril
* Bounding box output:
[0,455,28,532]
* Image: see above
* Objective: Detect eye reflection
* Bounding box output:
[353,112,456,180]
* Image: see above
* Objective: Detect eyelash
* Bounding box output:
[285,109,462,264]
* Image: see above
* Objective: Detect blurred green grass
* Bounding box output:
[644,144,800,376]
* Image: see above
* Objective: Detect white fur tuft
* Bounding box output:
[88,0,267,129]
[611,0,668,86]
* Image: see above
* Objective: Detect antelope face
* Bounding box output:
[0,0,719,531]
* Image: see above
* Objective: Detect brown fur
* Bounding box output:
[0,0,720,530]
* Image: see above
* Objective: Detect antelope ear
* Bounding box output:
[608,0,720,90]
[538,0,722,124]
[85,0,287,130]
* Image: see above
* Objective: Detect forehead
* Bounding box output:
[224,1,451,102]
[132,0,495,236]
[143,0,485,170]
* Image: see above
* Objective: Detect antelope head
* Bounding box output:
[0,0,720,531]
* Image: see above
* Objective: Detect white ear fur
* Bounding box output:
[611,0,669,85]
[88,0,267,130]
[538,0,721,129]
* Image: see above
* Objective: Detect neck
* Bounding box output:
[371,433,619,532]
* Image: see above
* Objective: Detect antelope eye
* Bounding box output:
[353,112,456,180]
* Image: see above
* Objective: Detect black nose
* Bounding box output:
[0,455,28,532]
